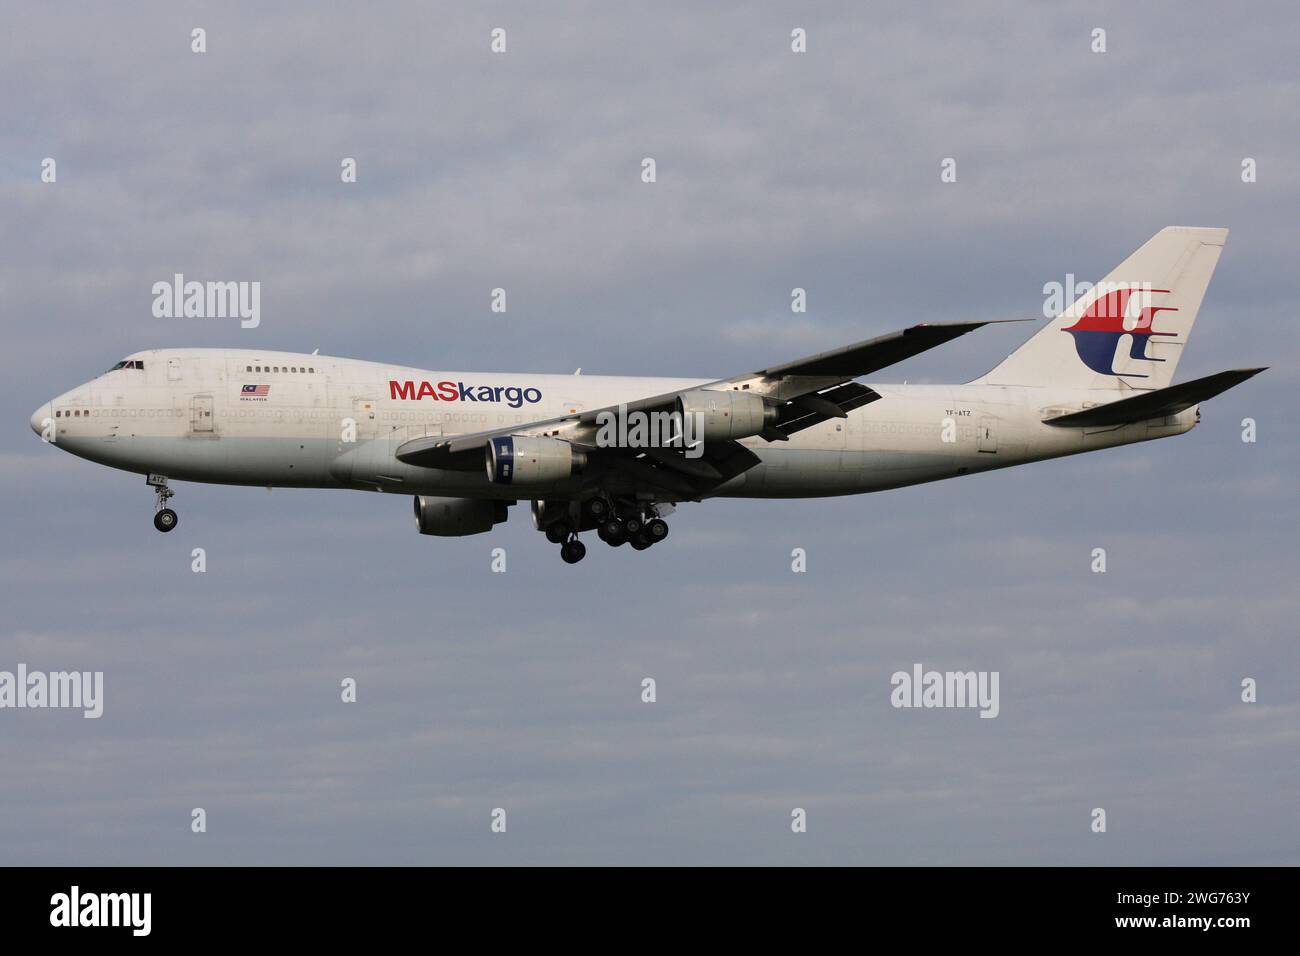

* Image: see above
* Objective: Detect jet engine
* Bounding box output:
[486,436,587,486]
[675,389,775,441]
[413,495,509,536]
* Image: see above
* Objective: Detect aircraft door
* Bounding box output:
[190,394,214,433]
[330,397,381,484]
[351,398,377,442]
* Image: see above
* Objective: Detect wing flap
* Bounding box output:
[770,381,882,437]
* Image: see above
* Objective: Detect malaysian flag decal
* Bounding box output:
[241,384,270,399]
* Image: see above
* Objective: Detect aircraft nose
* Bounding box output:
[31,402,51,437]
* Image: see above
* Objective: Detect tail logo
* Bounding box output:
[1062,287,1179,378]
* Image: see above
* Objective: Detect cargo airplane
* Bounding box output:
[30,227,1263,562]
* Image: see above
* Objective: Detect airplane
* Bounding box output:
[30,227,1263,563]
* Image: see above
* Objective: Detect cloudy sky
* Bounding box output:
[2,1,1296,864]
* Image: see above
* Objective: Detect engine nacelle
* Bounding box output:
[413,495,508,536]
[486,436,586,486]
[675,389,775,441]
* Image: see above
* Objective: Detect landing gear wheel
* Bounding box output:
[644,518,669,543]
[629,533,652,551]
[622,516,642,536]
[545,522,571,544]
[586,498,609,520]
[598,518,626,546]
[149,476,177,532]
[560,539,587,564]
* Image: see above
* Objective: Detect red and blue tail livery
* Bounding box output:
[978,226,1228,390]
[1062,287,1179,377]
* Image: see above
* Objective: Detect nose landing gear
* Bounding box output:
[147,474,178,533]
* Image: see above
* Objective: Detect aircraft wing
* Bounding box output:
[396,320,1015,492]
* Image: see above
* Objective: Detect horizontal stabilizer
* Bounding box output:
[1043,368,1266,427]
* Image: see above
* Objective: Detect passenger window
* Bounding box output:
[246,366,252,372]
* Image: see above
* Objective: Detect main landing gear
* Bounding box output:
[536,497,671,563]
[148,474,178,533]
[597,507,669,551]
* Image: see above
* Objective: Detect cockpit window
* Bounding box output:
[108,360,144,371]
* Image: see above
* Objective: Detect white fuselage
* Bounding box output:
[31,348,1196,501]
